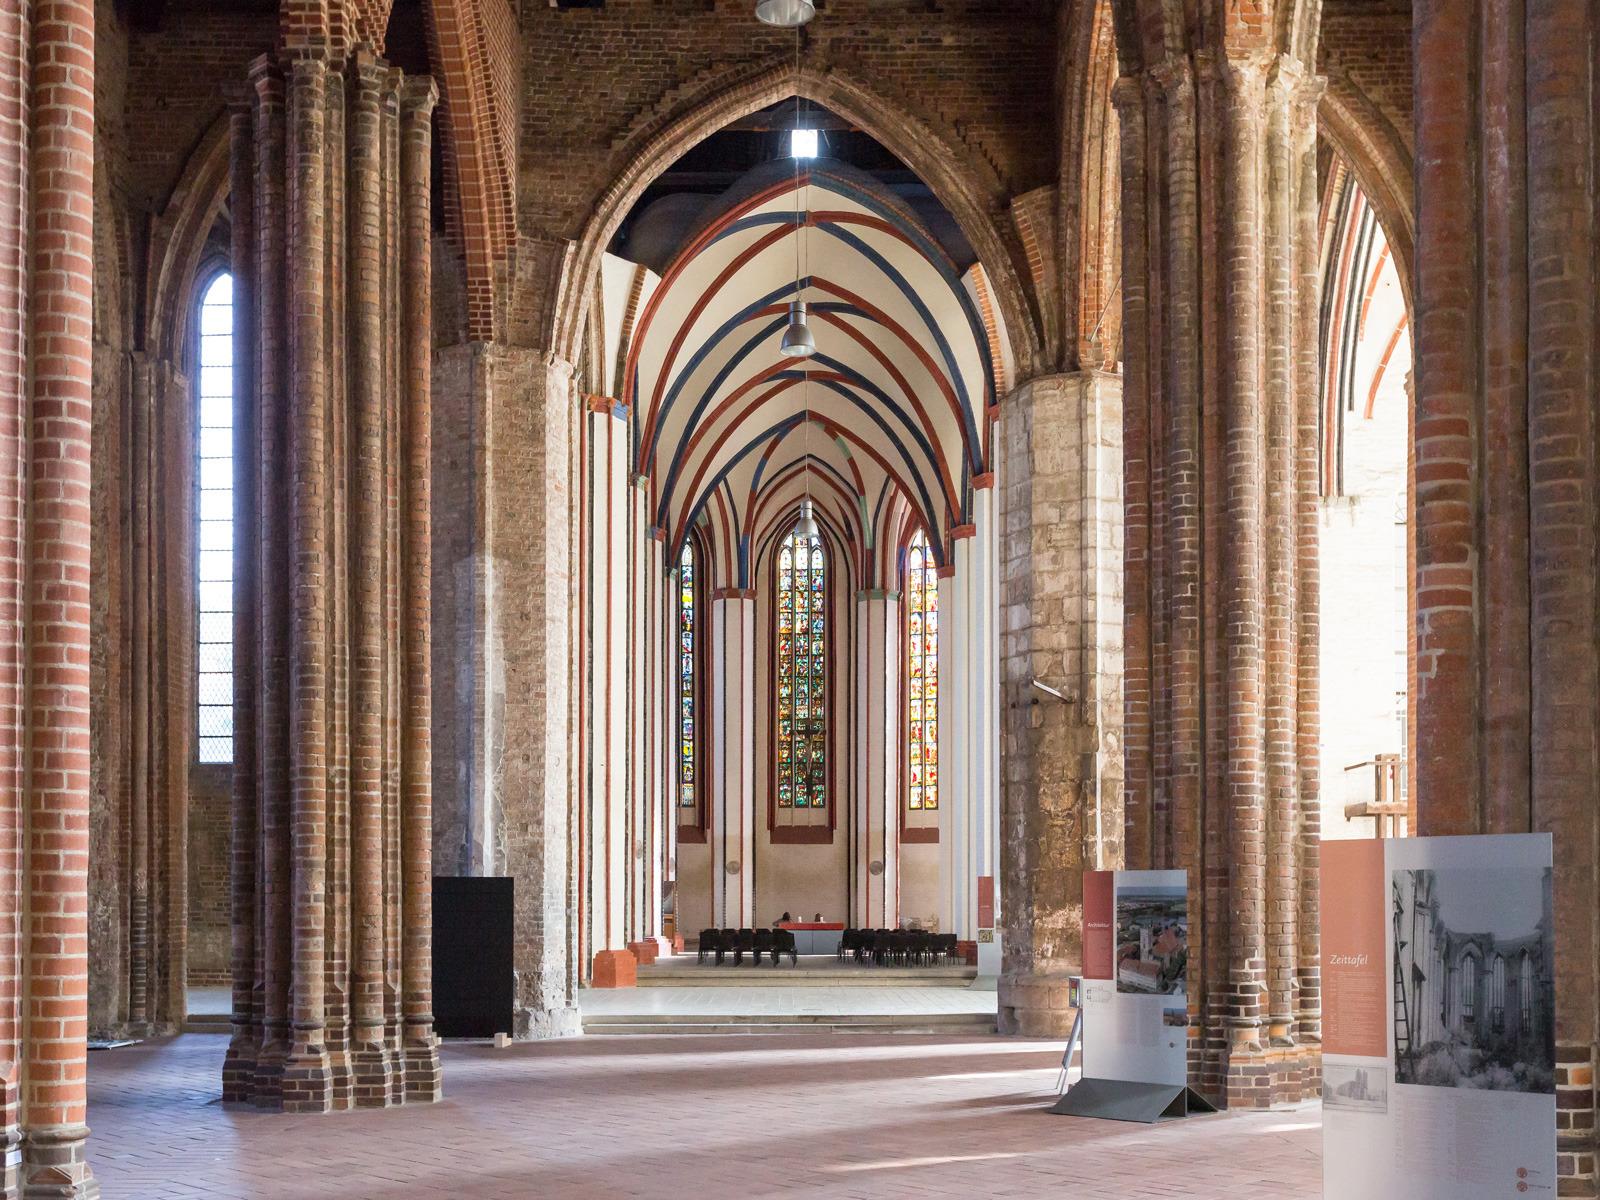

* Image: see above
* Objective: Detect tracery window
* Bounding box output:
[1489,954,1506,1032]
[1459,952,1478,1023]
[196,271,235,765]
[676,541,699,819]
[1520,952,1535,1034]
[775,525,827,810]
[904,529,938,811]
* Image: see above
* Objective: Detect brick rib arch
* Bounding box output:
[423,0,517,342]
[547,58,1044,382]
[1318,79,1415,311]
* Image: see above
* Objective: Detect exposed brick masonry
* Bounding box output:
[1413,0,1600,1188]
[223,38,440,1114]
[1113,0,1322,1109]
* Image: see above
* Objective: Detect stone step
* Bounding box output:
[182,1013,230,1034]
[639,954,976,987]
[637,968,977,988]
[582,1012,997,1036]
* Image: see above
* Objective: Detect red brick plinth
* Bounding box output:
[591,950,637,989]
[626,940,658,966]
[957,940,978,966]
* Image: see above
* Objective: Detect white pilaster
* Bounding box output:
[582,403,630,964]
[852,591,901,926]
[710,592,756,926]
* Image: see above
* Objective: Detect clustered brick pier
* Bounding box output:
[221,13,442,1113]
[1412,0,1600,1186]
[1113,2,1324,1107]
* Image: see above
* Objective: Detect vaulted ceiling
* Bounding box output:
[614,160,1001,590]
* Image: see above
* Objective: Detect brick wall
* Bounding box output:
[518,0,1057,243]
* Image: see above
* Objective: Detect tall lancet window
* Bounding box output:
[196,271,236,764]
[676,541,699,820]
[775,524,827,810]
[905,529,939,810]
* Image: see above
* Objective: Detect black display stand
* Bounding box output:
[432,876,515,1039]
[1047,1077,1218,1123]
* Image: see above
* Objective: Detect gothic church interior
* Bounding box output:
[0,0,1591,1194]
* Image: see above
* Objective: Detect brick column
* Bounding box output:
[399,76,442,1103]
[247,56,292,1110]
[0,6,26,1188]
[997,372,1123,1037]
[223,93,260,1104]
[1413,1,1600,1187]
[21,0,99,1192]
[228,43,443,1113]
[281,50,334,1114]
[1117,44,1321,1106]
[348,52,393,1105]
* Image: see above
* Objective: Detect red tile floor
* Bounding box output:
[88,1033,1323,1198]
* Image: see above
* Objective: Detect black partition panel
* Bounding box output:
[432,876,515,1040]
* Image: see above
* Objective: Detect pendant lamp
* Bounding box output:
[779,300,816,358]
[755,0,815,27]
[795,496,821,541]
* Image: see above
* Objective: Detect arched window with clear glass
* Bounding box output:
[904,528,938,811]
[775,525,827,811]
[196,271,235,764]
[676,540,699,823]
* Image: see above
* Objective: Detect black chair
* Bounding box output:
[938,933,959,964]
[731,928,756,965]
[697,928,720,965]
[719,927,739,965]
[890,930,913,966]
[752,928,775,966]
[909,930,932,965]
[838,928,856,962]
[773,929,798,966]
[871,929,892,966]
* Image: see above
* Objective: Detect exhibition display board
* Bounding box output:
[1323,834,1557,1198]
[1081,868,1190,1086]
[1050,868,1210,1122]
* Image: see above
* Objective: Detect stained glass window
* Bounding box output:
[677,541,698,816]
[196,272,235,764]
[775,526,827,810]
[905,529,939,810]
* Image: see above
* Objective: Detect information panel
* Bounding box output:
[1080,868,1189,1087]
[1323,834,1557,1199]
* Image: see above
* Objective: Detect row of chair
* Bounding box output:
[839,928,960,966]
[696,927,799,966]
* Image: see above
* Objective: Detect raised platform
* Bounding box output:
[638,952,977,988]
[580,974,997,1035]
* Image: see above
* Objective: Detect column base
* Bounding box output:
[350,1038,395,1109]
[513,1003,583,1040]
[221,1031,258,1104]
[249,1033,288,1109]
[1219,1039,1321,1109]
[590,950,637,989]
[403,1031,443,1103]
[1,1118,18,1200]
[279,1043,333,1114]
[626,940,658,966]
[21,1124,97,1199]
[997,972,1077,1038]
[326,1044,353,1111]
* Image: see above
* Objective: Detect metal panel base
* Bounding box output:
[1046,1077,1219,1123]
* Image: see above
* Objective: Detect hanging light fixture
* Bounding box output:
[795,495,821,541]
[755,0,815,27]
[779,299,815,358]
